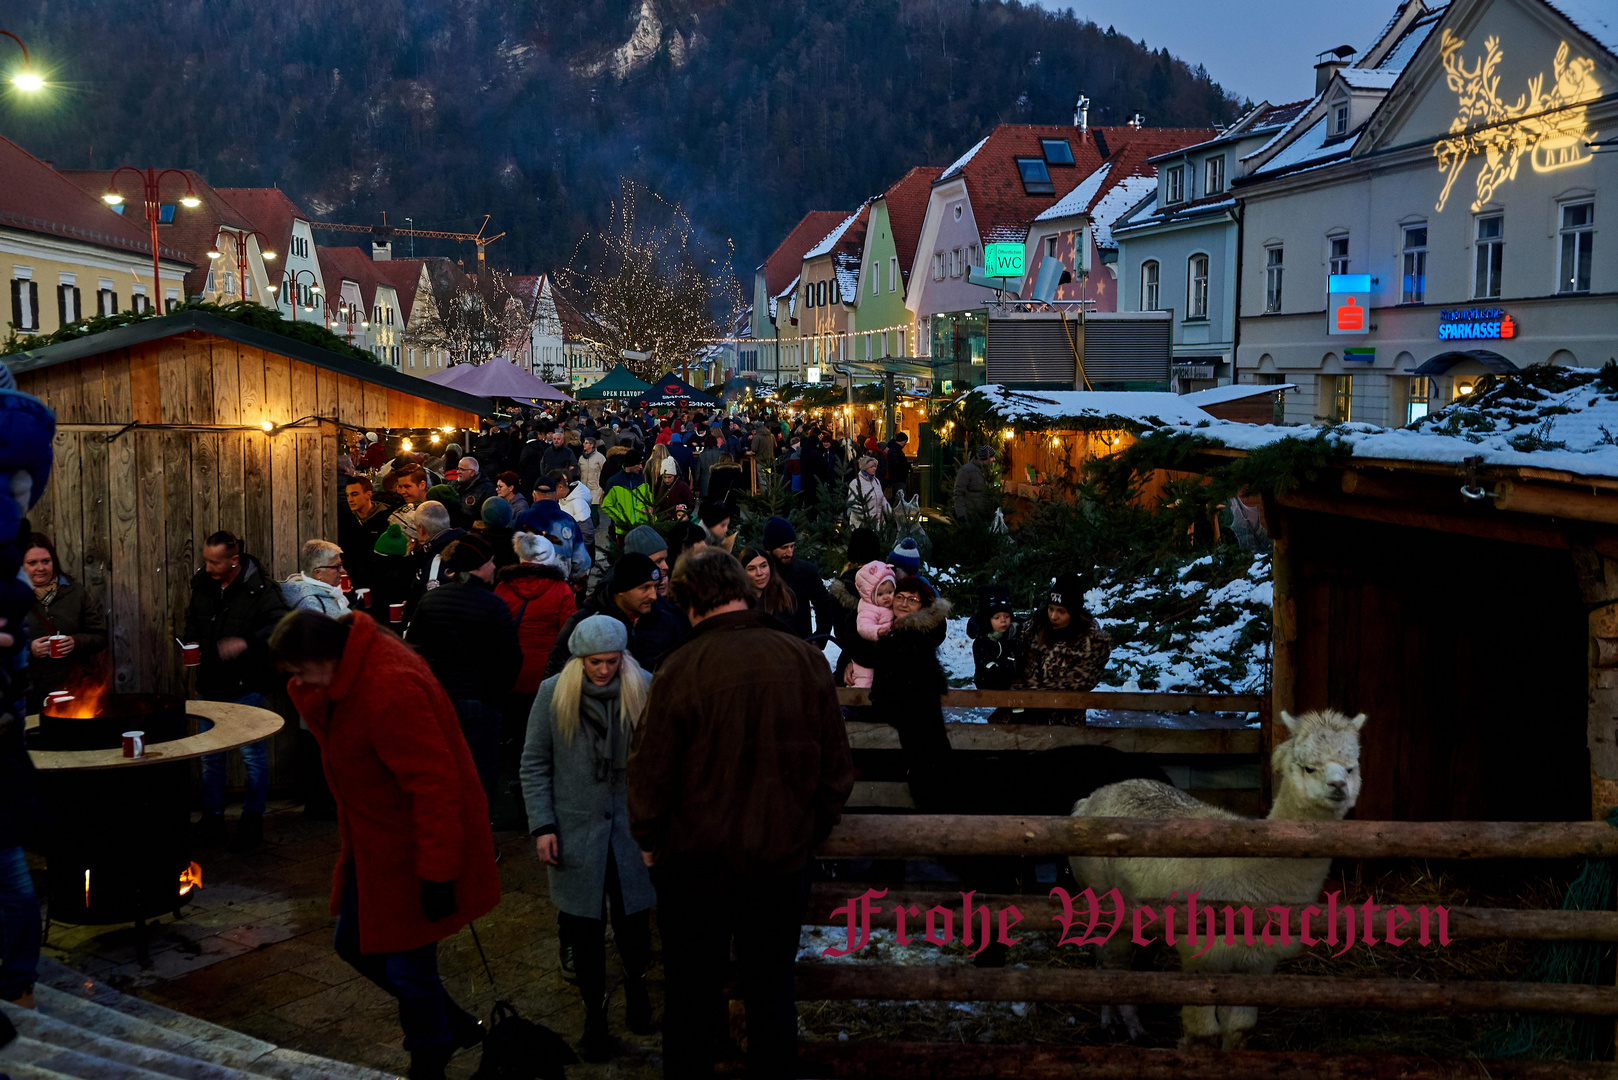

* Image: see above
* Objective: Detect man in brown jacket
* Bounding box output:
[629,546,853,1079]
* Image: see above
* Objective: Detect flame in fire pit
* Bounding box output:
[50,678,110,719]
[178,862,203,897]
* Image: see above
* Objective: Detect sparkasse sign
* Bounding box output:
[1438,307,1516,341]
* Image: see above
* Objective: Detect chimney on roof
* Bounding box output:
[1315,44,1356,94]
[372,240,392,261]
[1074,94,1090,134]
[1128,113,1144,129]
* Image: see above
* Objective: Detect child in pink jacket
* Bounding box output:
[845,560,896,688]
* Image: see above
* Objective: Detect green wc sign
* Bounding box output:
[983,243,1025,279]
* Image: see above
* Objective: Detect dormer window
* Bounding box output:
[1040,138,1075,166]
[1166,165,1185,204]
[1333,101,1349,136]
[1204,155,1225,196]
[1016,157,1054,195]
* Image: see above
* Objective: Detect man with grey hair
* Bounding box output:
[455,455,495,524]
[281,540,350,616]
[412,500,466,598]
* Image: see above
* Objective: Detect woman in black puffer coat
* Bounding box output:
[868,577,953,804]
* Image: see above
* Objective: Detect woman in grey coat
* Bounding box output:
[520,614,655,1061]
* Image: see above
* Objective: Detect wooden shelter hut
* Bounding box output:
[6,310,490,703]
[1116,365,1618,823]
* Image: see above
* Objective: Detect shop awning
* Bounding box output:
[638,370,718,408]
[577,364,653,400]
[1408,349,1521,376]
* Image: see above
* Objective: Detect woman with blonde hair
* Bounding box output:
[519,615,654,1061]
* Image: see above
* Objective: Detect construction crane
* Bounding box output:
[308,213,507,266]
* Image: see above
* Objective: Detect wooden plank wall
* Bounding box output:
[15,332,479,786]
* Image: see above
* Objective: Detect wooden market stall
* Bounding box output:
[1155,366,1618,823]
[8,310,490,703]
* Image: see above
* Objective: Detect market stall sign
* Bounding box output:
[1327,274,1372,336]
[983,243,1025,279]
[1438,307,1516,340]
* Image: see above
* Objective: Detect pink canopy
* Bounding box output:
[447,360,574,401]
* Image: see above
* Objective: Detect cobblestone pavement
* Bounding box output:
[37,800,665,1079]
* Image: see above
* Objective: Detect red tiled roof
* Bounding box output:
[371,257,431,322]
[759,210,849,300]
[214,187,309,270]
[59,169,255,295]
[0,137,191,267]
[879,166,943,285]
[943,125,1218,246]
[550,285,594,342]
[315,245,381,313]
[506,273,544,317]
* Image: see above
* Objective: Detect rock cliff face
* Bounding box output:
[5,0,1241,275]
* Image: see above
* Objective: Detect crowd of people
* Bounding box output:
[5,396,1120,1079]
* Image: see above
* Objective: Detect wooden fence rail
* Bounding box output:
[816,815,1618,859]
[837,689,1267,712]
[844,721,1262,756]
[802,886,1618,942]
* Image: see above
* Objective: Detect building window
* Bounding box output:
[1474,214,1503,298]
[1329,236,1349,276]
[1323,374,1352,423]
[57,279,81,325]
[1406,377,1430,424]
[1041,138,1075,166]
[131,287,148,314]
[968,243,979,268]
[97,280,118,316]
[1265,247,1284,313]
[1559,201,1593,294]
[1204,155,1224,196]
[1166,165,1185,204]
[818,280,827,306]
[1333,102,1349,135]
[223,270,237,297]
[950,248,963,277]
[1016,157,1054,195]
[1141,260,1160,311]
[932,253,945,281]
[869,260,879,295]
[10,270,38,332]
[1187,254,1209,318]
[1401,225,1427,303]
[1045,236,1058,258]
[165,288,179,313]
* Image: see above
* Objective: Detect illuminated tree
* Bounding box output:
[555,179,744,381]
[415,266,533,365]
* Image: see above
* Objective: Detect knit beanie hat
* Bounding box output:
[888,537,922,573]
[373,522,409,557]
[426,483,458,507]
[569,613,629,657]
[443,533,494,574]
[480,496,513,527]
[608,552,660,595]
[978,583,1013,620]
[1048,571,1087,611]
[514,532,557,567]
[622,524,669,558]
[660,455,679,476]
[762,515,796,551]
[698,501,731,529]
[846,527,882,566]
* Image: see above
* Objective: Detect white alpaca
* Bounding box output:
[1069,709,1366,1049]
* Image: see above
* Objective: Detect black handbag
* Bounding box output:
[467,925,578,1080]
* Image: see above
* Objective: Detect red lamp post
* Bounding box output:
[101,168,200,311]
[1,30,46,92]
[272,268,320,322]
[211,227,276,305]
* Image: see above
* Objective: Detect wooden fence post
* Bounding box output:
[1571,542,1618,821]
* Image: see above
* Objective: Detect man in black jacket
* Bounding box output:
[544,554,684,677]
[885,432,912,500]
[339,477,395,588]
[183,532,291,849]
[540,428,578,482]
[454,456,497,524]
[761,516,837,647]
[405,533,521,817]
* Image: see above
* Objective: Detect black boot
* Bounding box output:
[408,1045,452,1080]
[229,809,264,853]
[559,940,578,983]
[624,973,655,1035]
[578,991,613,1062]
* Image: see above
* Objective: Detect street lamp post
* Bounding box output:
[101,168,200,312]
[270,268,321,322]
[1,31,45,92]
[212,228,277,306]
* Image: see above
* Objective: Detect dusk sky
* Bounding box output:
[1047,1,1399,104]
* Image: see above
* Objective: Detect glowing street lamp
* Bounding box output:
[2,31,44,92]
[102,167,202,311]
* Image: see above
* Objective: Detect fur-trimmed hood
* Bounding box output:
[891,596,951,634]
[830,574,860,610]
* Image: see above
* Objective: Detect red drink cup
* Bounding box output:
[48,634,71,658]
[389,602,405,624]
[122,731,145,758]
[339,571,352,592]
[181,642,202,666]
[354,587,370,609]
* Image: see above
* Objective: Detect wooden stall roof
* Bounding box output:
[5,310,493,421]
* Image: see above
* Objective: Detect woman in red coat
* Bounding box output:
[494,533,577,789]
[272,609,501,1079]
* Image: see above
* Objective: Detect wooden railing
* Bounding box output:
[766,815,1618,1078]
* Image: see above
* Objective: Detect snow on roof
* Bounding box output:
[962,385,1217,430]
[1339,68,1403,89]
[1090,175,1162,249]
[1180,383,1297,406]
[1241,91,1326,163]
[1154,366,1618,482]
[1543,0,1618,56]
[939,135,989,181]
[804,207,864,259]
[1257,117,1344,175]
[1113,190,1160,232]
[1034,164,1112,223]
[834,254,861,304]
[1374,7,1445,69]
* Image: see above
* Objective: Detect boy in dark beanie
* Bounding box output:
[969,585,1021,691]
